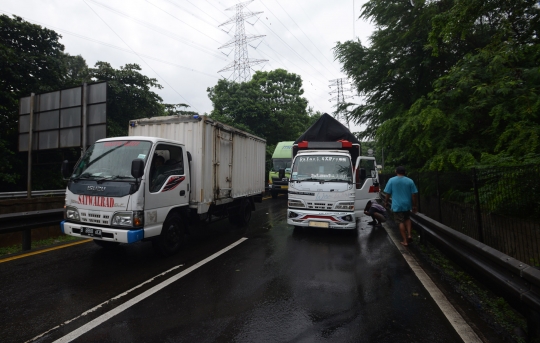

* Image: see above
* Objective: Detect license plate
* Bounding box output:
[309,221,329,228]
[80,227,102,238]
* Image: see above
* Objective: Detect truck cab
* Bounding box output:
[288,149,357,229]
[268,141,294,199]
[286,113,380,230]
[61,137,191,255]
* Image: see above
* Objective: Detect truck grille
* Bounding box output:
[306,202,333,210]
[79,211,111,225]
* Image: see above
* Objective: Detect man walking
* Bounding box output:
[384,166,418,246]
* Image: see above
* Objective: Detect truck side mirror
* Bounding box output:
[61,160,72,179]
[131,159,145,179]
[278,168,285,179]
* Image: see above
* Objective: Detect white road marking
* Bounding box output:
[31,238,248,343]
[382,224,482,343]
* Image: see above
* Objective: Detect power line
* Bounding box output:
[258,1,336,76]
[83,0,198,111]
[159,0,220,27]
[0,10,219,79]
[145,0,223,45]
[272,0,341,74]
[87,0,226,60]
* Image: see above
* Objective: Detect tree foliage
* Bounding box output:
[334,0,540,171]
[0,15,85,185]
[207,69,315,147]
[0,15,170,189]
[88,62,165,137]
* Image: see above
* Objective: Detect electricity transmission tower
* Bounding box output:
[328,78,354,105]
[329,78,354,128]
[218,0,267,82]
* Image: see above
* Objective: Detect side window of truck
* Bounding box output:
[150,144,184,192]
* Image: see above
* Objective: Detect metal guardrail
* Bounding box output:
[378,192,540,341]
[0,190,65,199]
[411,213,540,342]
[0,208,64,251]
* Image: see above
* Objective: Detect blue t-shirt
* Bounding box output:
[384,176,418,212]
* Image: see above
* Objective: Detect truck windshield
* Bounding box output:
[291,155,352,182]
[272,158,292,171]
[71,140,152,181]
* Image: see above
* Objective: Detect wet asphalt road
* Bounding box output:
[0,196,464,343]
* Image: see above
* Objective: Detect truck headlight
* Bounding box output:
[335,202,354,210]
[112,211,144,227]
[112,212,132,227]
[65,206,80,221]
[288,199,305,208]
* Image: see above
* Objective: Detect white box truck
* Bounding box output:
[287,113,379,230]
[61,115,266,255]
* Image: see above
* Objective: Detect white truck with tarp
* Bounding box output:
[61,115,266,255]
[287,113,379,230]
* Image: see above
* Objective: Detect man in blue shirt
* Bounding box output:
[384,166,418,246]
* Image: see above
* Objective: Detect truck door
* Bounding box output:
[145,143,189,220]
[354,157,380,218]
[214,127,233,200]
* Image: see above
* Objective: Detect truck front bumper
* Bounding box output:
[269,183,289,193]
[287,209,356,230]
[61,221,144,244]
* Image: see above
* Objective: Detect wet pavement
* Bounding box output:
[1,196,464,342]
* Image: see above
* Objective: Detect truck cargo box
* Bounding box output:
[129,115,266,213]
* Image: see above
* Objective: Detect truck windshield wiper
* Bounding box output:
[96,175,134,183]
[325,178,352,183]
[71,172,92,182]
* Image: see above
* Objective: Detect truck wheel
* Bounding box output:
[153,213,187,256]
[93,240,120,249]
[232,200,252,227]
[271,191,278,199]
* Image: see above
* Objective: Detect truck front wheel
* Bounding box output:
[153,213,187,256]
[93,240,120,249]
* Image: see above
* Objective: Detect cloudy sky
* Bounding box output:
[2,0,374,131]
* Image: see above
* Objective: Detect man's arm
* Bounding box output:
[384,193,390,209]
[412,193,418,213]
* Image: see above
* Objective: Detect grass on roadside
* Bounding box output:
[415,234,528,343]
[0,234,84,257]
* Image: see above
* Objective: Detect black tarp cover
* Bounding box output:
[294,113,360,144]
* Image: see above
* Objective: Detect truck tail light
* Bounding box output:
[369,186,379,193]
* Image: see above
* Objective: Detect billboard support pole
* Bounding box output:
[82,83,87,156]
[27,93,35,199]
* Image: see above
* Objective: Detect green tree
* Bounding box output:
[0,15,87,185]
[207,69,312,147]
[0,15,170,190]
[334,0,540,170]
[384,0,540,170]
[88,62,165,137]
[333,0,457,142]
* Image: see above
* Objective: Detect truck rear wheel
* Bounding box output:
[153,213,187,256]
[229,199,252,227]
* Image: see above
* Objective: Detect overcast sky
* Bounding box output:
[2,0,374,132]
